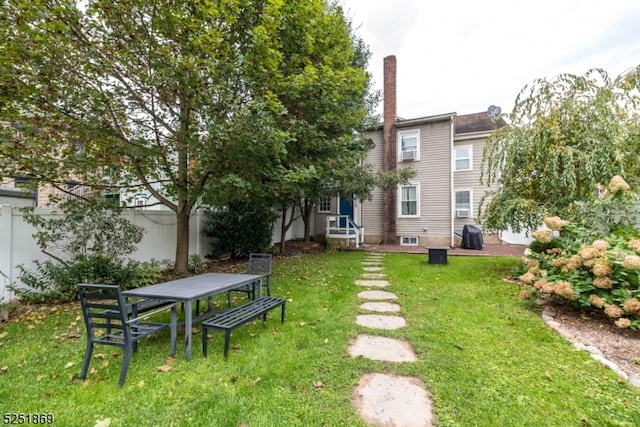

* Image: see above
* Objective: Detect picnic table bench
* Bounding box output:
[201,296,286,359]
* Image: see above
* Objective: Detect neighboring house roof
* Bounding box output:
[454,112,507,135]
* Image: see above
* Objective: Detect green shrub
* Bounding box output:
[12,256,165,302]
[13,199,149,302]
[202,201,276,259]
[518,176,640,330]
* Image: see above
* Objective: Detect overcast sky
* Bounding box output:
[341,0,640,119]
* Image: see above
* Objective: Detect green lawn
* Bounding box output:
[1,252,639,426]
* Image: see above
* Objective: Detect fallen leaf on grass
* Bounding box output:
[64,362,75,369]
[137,380,145,388]
[157,365,172,373]
[299,322,306,327]
[1,366,8,373]
[27,324,36,330]
[166,356,177,364]
[0,332,9,339]
[65,328,81,339]
[94,418,112,427]
[93,353,106,360]
[313,381,323,388]
[251,377,261,385]
[230,375,238,383]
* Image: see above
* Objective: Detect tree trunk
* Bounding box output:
[279,201,298,254]
[302,199,313,242]
[174,203,190,274]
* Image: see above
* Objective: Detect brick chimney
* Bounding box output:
[382,55,397,245]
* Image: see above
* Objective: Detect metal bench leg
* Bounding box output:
[223,330,231,360]
[119,344,133,388]
[202,326,208,357]
[80,341,94,380]
[281,303,286,323]
[170,306,177,357]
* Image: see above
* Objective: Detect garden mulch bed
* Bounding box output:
[542,299,640,380]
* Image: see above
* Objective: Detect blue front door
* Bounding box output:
[339,198,353,228]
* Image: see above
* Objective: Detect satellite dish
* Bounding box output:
[487,105,502,119]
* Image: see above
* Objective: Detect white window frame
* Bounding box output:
[401,236,419,246]
[317,197,331,213]
[398,129,420,161]
[398,183,420,218]
[454,145,473,171]
[454,189,473,217]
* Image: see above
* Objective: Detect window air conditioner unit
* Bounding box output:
[456,209,470,218]
[401,150,417,161]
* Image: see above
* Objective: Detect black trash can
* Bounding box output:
[461,225,483,250]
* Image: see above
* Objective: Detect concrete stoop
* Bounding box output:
[351,254,434,426]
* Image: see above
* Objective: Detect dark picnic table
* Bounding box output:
[123,273,262,360]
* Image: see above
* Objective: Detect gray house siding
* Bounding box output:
[396,119,453,246]
[361,116,454,246]
[453,133,500,243]
[361,130,385,243]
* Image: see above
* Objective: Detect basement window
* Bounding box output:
[401,236,419,246]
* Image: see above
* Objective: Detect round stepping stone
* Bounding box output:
[356,314,406,330]
[361,273,386,279]
[357,290,397,300]
[352,373,433,427]
[363,266,384,272]
[348,334,417,362]
[360,302,401,313]
[355,280,389,287]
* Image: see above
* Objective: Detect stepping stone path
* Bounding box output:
[349,253,434,427]
[359,301,401,312]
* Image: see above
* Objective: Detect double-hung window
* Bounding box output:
[399,184,419,217]
[398,130,419,161]
[454,146,472,171]
[455,190,472,217]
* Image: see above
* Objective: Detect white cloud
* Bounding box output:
[342,0,640,118]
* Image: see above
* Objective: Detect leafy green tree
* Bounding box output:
[21,198,144,265]
[480,66,640,233]
[0,0,377,272]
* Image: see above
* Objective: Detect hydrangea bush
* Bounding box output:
[518,176,640,329]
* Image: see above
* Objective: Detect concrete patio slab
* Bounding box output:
[359,302,401,313]
[356,314,406,330]
[348,334,417,362]
[352,373,433,427]
[355,280,389,287]
[360,273,386,279]
[357,290,397,300]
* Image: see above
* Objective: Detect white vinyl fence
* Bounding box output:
[0,205,302,302]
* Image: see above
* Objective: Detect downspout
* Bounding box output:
[450,115,455,248]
